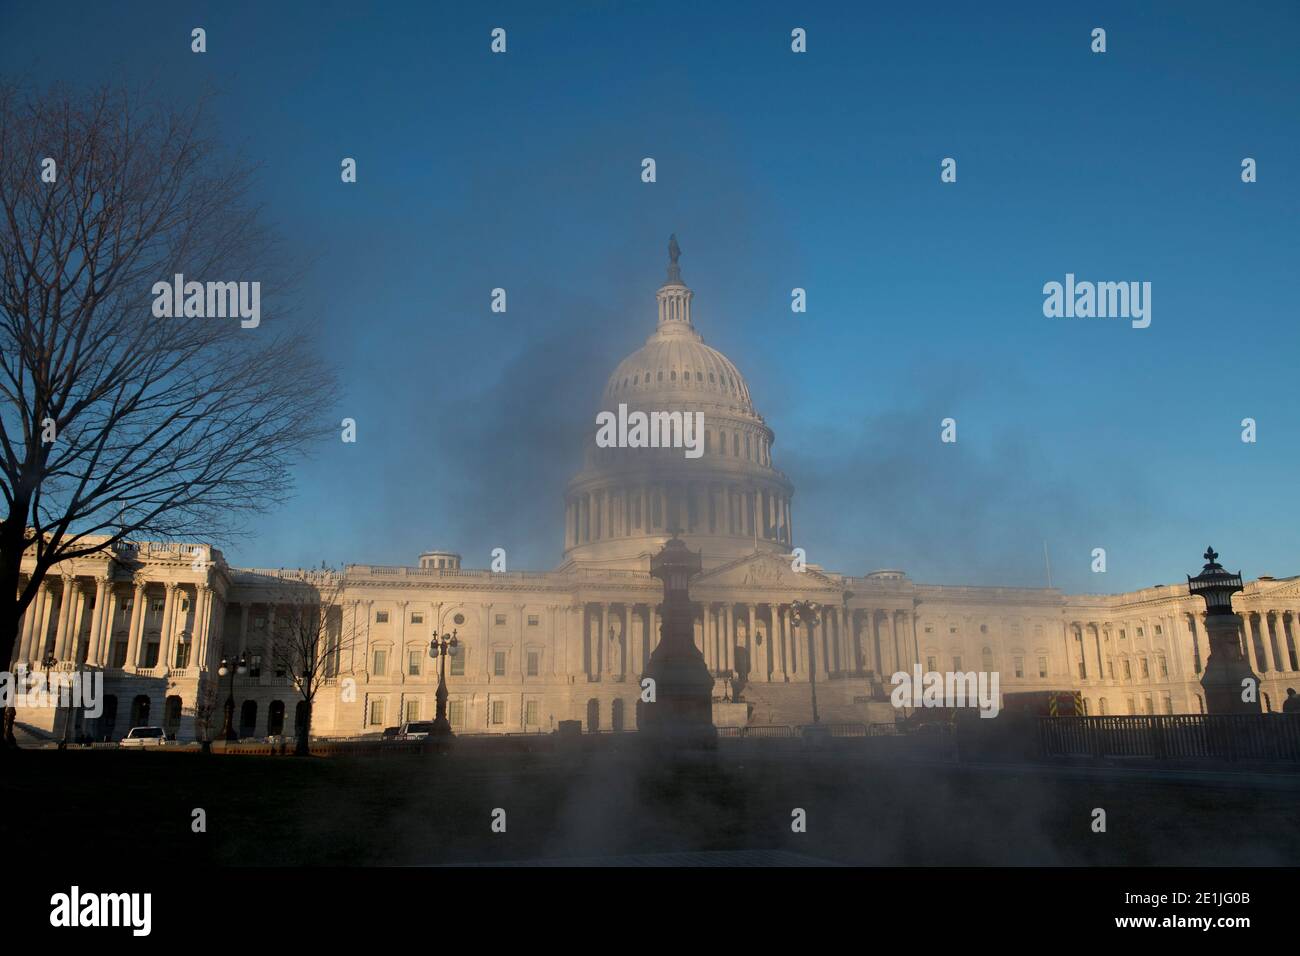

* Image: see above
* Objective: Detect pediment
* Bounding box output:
[695,549,843,594]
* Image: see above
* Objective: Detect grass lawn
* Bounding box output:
[4,743,1297,866]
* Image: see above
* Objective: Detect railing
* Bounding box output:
[1039,714,1300,762]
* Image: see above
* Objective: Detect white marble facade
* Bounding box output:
[12,260,1300,740]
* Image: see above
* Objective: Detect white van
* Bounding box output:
[119,726,169,748]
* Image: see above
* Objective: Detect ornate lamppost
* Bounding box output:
[1187,546,1260,715]
[790,600,822,729]
[218,651,249,742]
[641,531,715,746]
[429,628,459,736]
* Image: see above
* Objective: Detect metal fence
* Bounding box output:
[1039,714,1300,762]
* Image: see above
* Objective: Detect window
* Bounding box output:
[453,613,465,626]
[924,625,934,634]
[1136,627,1144,637]
[151,599,165,614]
[407,650,421,676]
[527,614,539,627]
[1013,656,1024,679]
[174,634,191,669]
[979,624,988,634]
[1143,695,1154,715]
[495,614,506,626]
[525,700,539,726]
[411,613,424,625]
[490,700,505,725]
[451,652,465,676]
[981,647,993,671]
[1122,659,1132,680]
[254,616,266,631]
[375,611,389,624]
[405,699,420,722]
[493,651,506,676]
[449,700,464,727]
[1155,625,1163,636]
[249,654,262,678]
[952,655,962,671]
[1107,660,1114,679]
[1098,698,1108,715]
[1140,657,1150,679]
[1038,656,1048,678]
[949,626,957,634]
[1119,629,1126,640]
[1158,655,1168,678]
[925,655,937,672]
[1163,694,1174,715]
[1125,696,1135,715]
[372,649,387,676]
[527,651,540,677]
[369,698,385,725]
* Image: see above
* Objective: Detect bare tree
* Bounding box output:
[269,569,354,756]
[0,82,337,745]
[192,673,219,754]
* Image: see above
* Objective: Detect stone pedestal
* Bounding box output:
[640,535,716,747]
[1201,613,1261,715]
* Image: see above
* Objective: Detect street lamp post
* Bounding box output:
[218,651,249,742]
[428,628,459,737]
[1188,546,1260,715]
[790,600,822,727]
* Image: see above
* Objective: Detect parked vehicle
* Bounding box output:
[381,726,401,741]
[119,726,168,748]
[397,720,438,740]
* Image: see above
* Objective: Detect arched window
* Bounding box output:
[611,698,625,732]
[267,700,285,736]
[239,700,258,738]
[586,698,600,733]
[1098,697,1108,715]
[981,647,994,672]
[129,694,151,728]
[163,695,183,738]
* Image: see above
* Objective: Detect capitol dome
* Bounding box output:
[561,239,794,571]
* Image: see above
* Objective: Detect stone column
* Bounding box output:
[18,581,45,662]
[158,582,180,670]
[598,603,610,678]
[816,613,826,681]
[776,604,789,680]
[481,603,494,679]
[194,585,212,670]
[747,604,762,681]
[237,604,251,656]
[51,577,75,661]
[66,584,88,663]
[1240,615,1260,674]
[88,577,109,665]
[1261,611,1279,673]
[125,583,146,668]
[724,604,735,675]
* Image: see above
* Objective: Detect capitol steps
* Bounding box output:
[735,678,886,727]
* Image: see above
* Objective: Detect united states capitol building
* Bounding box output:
[13,251,1300,742]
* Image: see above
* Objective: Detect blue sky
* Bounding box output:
[3,0,1297,592]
